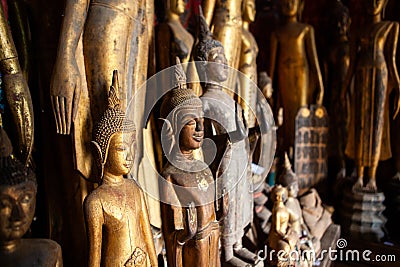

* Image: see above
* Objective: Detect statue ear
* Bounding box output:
[159,118,175,155]
[90,141,104,182]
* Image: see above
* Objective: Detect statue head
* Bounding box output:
[160,58,203,155]
[279,0,303,18]
[194,8,228,84]
[91,71,136,180]
[0,127,36,243]
[168,0,185,15]
[278,153,299,198]
[242,0,256,23]
[331,0,350,38]
[271,185,288,203]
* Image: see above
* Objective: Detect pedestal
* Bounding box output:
[339,186,386,242]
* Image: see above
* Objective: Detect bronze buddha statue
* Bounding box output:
[0,126,62,266]
[159,58,226,267]
[343,0,400,192]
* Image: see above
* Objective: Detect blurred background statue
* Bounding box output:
[269,0,324,156]
[85,71,157,266]
[343,0,400,192]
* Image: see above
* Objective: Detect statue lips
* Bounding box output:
[193,132,204,143]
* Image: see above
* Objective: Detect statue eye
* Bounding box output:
[20,193,33,204]
[0,198,12,209]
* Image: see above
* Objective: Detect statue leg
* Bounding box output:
[352,165,364,191]
[366,164,378,192]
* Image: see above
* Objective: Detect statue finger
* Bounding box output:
[72,79,81,123]
[60,97,67,135]
[52,96,62,134]
[66,95,73,135]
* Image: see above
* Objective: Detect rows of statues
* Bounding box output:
[1,0,400,266]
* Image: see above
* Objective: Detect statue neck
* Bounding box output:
[371,14,382,24]
[102,172,125,185]
[175,146,194,161]
[206,83,223,91]
[285,15,297,23]
[167,12,181,22]
[0,240,20,253]
[242,21,250,30]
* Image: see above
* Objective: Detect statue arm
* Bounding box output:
[139,189,158,267]
[84,197,104,267]
[341,35,357,104]
[305,26,324,105]
[386,22,400,118]
[0,5,33,164]
[50,0,89,135]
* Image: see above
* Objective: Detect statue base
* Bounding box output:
[339,183,386,242]
[315,224,341,267]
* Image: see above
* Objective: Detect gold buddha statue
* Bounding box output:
[268,185,298,267]
[155,0,194,70]
[269,0,324,154]
[343,0,400,192]
[159,58,226,267]
[0,3,33,164]
[278,153,320,253]
[239,0,258,128]
[0,126,62,266]
[84,71,158,266]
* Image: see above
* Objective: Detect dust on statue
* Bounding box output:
[294,105,328,193]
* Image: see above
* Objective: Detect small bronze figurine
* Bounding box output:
[268,185,298,267]
[159,58,226,267]
[269,0,324,154]
[0,125,62,266]
[84,71,158,267]
[343,0,400,192]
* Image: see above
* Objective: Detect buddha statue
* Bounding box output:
[84,71,158,267]
[159,58,226,267]
[202,0,243,86]
[0,3,33,164]
[239,0,258,129]
[278,153,320,253]
[155,0,194,70]
[268,185,298,267]
[269,0,324,154]
[342,0,400,192]
[0,125,62,266]
[325,0,350,179]
[194,12,258,266]
[50,0,151,180]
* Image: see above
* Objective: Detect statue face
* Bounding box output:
[178,110,204,151]
[0,181,36,242]
[170,0,185,15]
[207,47,228,83]
[243,0,256,23]
[104,131,136,176]
[280,0,299,17]
[366,0,386,15]
[337,13,350,37]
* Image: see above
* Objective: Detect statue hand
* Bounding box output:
[2,72,33,163]
[50,58,81,135]
[186,202,197,237]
